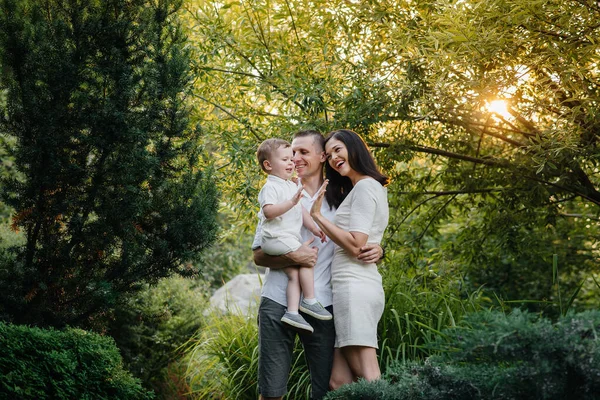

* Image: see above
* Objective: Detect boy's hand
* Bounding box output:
[309,225,327,243]
[290,185,304,205]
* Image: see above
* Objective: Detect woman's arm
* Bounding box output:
[312,213,368,257]
[310,180,368,257]
[302,205,326,242]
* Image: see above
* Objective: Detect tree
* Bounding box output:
[0,0,219,328]
[183,0,600,306]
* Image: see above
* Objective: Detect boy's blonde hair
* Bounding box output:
[257,138,291,173]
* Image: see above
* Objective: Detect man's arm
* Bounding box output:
[253,239,318,269]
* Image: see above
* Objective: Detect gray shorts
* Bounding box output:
[258,297,335,399]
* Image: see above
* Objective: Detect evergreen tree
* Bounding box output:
[0,0,218,329]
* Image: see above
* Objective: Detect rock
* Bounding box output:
[208,273,264,315]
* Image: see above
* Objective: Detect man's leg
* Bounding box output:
[258,297,295,399]
[300,305,335,400]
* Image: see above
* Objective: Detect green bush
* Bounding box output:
[196,213,255,290]
[183,312,310,399]
[0,322,152,399]
[326,309,600,400]
[108,277,208,395]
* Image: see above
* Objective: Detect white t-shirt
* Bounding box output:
[253,186,336,308]
[258,175,303,247]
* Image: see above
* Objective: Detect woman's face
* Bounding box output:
[325,138,355,178]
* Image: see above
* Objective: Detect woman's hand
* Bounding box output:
[310,180,329,218]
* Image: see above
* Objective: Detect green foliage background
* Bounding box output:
[1,0,600,398]
[177,0,600,396]
[182,0,600,309]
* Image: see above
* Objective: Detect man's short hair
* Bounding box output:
[257,138,291,172]
[292,129,325,152]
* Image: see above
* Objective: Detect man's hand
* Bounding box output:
[253,239,318,269]
[283,238,318,268]
[357,243,384,264]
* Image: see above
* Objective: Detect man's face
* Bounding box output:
[291,136,325,179]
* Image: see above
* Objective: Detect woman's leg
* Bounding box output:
[341,346,380,381]
[329,348,354,390]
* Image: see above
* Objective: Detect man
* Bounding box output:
[253,130,382,400]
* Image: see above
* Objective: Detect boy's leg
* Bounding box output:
[282,267,314,333]
[258,297,295,399]
[298,266,332,321]
[284,266,300,312]
[298,265,316,299]
[300,305,336,400]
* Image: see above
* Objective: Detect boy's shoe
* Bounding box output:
[299,299,333,321]
[281,312,314,334]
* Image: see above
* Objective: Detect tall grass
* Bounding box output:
[378,264,488,370]
[179,253,491,397]
[182,312,311,399]
[179,267,489,397]
[179,276,486,398]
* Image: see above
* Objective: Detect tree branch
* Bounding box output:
[221,37,307,112]
[411,194,458,243]
[192,93,263,142]
[397,188,506,195]
[559,213,600,222]
[450,118,527,147]
[368,141,512,168]
[195,65,260,79]
[372,141,600,206]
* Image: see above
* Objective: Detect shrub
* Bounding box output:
[108,277,208,395]
[326,309,600,400]
[0,322,152,399]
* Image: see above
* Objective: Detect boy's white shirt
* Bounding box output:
[253,183,336,308]
[258,174,303,243]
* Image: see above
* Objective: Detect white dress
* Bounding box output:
[331,178,389,348]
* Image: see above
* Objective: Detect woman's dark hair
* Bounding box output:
[324,129,389,209]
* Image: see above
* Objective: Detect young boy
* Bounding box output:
[256,138,332,333]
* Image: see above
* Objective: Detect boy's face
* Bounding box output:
[264,146,295,179]
[291,136,326,179]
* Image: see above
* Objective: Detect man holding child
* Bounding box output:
[252,130,382,400]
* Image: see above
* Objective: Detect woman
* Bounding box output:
[310,129,389,388]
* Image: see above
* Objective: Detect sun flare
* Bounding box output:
[487,99,511,120]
